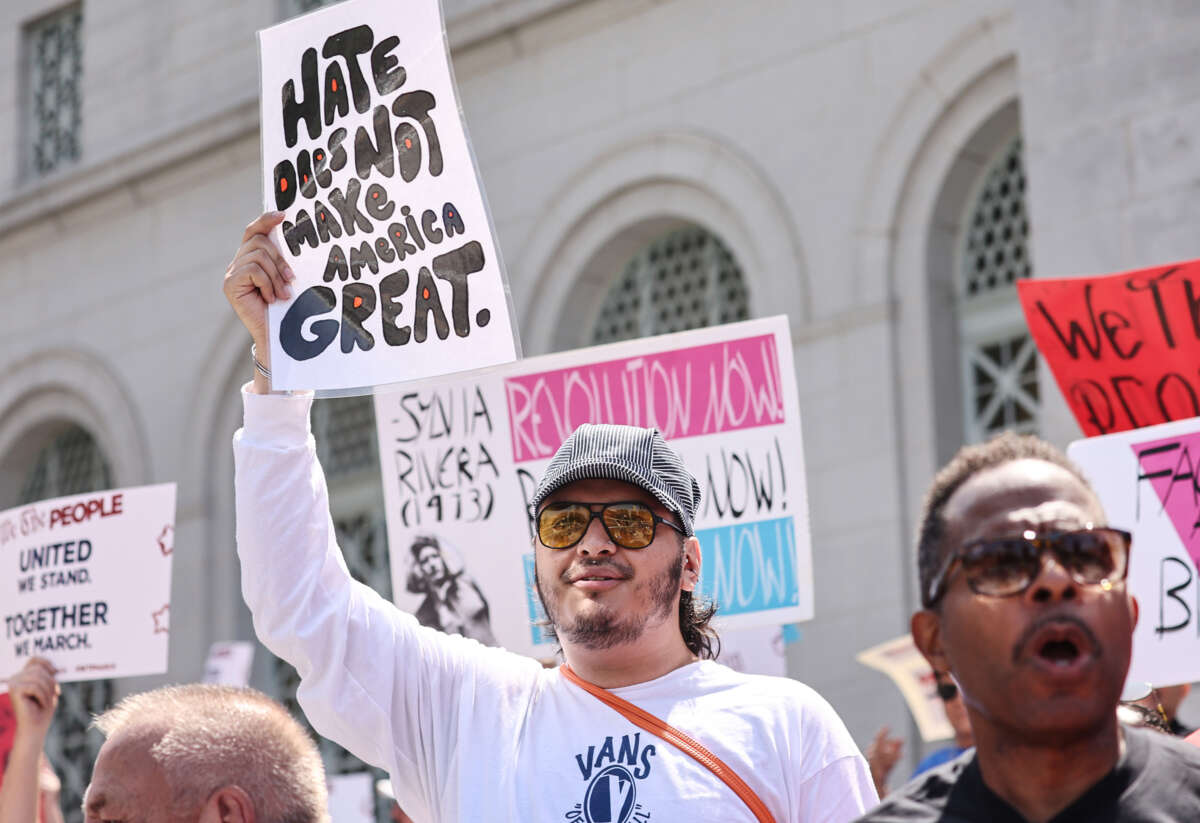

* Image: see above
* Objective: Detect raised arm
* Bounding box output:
[0,658,59,823]
[223,215,541,816]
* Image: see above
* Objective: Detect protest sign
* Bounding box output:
[717,624,787,677]
[1017,260,1200,437]
[258,0,518,393]
[1069,418,1200,688]
[0,484,176,686]
[202,641,255,687]
[856,634,953,742]
[374,316,812,658]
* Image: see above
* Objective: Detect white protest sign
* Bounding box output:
[0,484,175,686]
[258,0,518,392]
[327,772,375,823]
[1069,417,1200,688]
[856,634,953,742]
[202,641,255,687]
[374,316,812,657]
[717,623,787,677]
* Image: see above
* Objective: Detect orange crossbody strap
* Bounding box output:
[561,665,777,823]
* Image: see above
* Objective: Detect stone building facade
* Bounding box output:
[3,0,1198,816]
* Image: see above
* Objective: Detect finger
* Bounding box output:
[241,234,295,282]
[243,253,289,302]
[16,681,49,711]
[241,211,287,244]
[245,264,278,303]
[243,247,292,298]
[228,258,278,302]
[27,657,57,680]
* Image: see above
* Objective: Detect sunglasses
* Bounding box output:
[536,501,684,550]
[926,526,1131,606]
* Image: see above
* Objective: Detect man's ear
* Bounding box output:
[911,609,947,675]
[681,536,701,592]
[199,786,256,823]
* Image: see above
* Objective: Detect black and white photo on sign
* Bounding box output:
[404,533,497,645]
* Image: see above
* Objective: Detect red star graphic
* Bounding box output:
[152,604,170,634]
[156,524,174,557]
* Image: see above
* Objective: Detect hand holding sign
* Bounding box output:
[223,212,297,391]
[6,658,58,740]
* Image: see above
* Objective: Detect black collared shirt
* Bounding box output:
[856,726,1200,822]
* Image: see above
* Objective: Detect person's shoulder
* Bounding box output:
[1133,725,1200,771]
[1119,728,1200,816]
[856,754,972,823]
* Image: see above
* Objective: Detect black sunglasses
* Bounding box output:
[926,526,1131,606]
[536,501,684,550]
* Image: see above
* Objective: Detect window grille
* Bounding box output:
[25,5,83,177]
[19,427,111,504]
[17,425,112,823]
[312,394,379,480]
[962,138,1031,299]
[591,226,750,344]
[268,396,393,820]
[958,136,1039,442]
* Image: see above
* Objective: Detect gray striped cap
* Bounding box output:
[529,423,701,537]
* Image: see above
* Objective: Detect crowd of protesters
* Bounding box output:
[3,214,1200,821]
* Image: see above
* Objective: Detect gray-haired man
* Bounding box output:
[226,212,875,822]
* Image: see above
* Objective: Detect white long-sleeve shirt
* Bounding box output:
[233,386,877,822]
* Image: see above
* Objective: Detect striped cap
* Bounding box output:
[529,423,702,536]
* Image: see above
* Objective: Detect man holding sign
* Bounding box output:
[225,215,875,822]
[858,434,1200,822]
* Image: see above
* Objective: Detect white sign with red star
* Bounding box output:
[0,483,176,686]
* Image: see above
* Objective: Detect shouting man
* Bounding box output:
[225,212,875,822]
[859,433,1200,822]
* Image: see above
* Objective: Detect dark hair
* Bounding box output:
[916,431,1096,609]
[410,535,440,558]
[680,589,720,659]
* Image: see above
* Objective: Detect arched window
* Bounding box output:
[958,137,1039,443]
[590,226,750,345]
[15,426,113,823]
[264,394,393,820]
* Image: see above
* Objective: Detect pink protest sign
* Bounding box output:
[1131,433,1200,570]
[1070,419,1200,687]
[503,334,784,463]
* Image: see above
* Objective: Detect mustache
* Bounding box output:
[1011,612,1101,663]
[560,557,634,583]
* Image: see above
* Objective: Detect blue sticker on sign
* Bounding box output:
[694,516,799,615]
[522,553,555,646]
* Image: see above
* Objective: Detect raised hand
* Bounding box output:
[222,212,295,353]
[8,657,59,740]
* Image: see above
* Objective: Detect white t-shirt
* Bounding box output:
[233,386,877,822]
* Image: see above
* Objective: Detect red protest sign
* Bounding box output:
[1017,260,1200,437]
[0,693,14,788]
